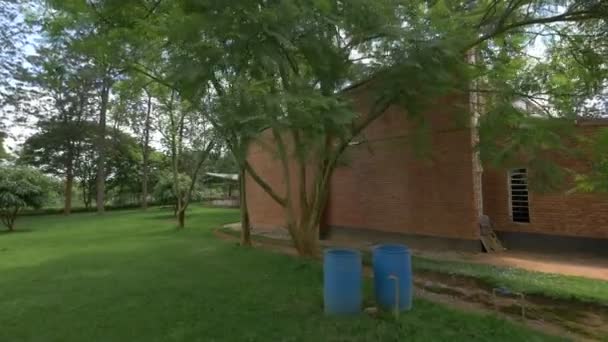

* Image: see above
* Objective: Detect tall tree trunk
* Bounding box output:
[177,207,185,228]
[81,180,90,209]
[243,139,335,257]
[7,207,18,231]
[166,90,185,229]
[141,155,149,209]
[174,142,215,230]
[171,139,182,227]
[290,225,320,257]
[84,179,94,209]
[141,91,152,209]
[64,173,73,215]
[239,165,251,246]
[64,146,74,215]
[96,77,111,214]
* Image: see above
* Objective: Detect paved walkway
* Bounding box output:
[329,231,608,281]
[224,223,608,281]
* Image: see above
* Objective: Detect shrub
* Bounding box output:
[0,166,53,231]
[152,172,191,215]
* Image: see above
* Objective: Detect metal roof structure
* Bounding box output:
[205,172,239,181]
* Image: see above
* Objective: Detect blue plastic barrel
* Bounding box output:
[372,244,412,311]
[323,248,362,315]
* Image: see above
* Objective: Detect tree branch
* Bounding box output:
[466,9,604,50]
[128,63,179,92]
[142,0,163,20]
[243,160,287,207]
[270,125,292,206]
[183,140,216,210]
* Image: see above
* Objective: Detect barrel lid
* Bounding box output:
[324,248,361,257]
[372,244,410,254]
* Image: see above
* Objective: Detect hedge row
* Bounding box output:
[20,202,167,216]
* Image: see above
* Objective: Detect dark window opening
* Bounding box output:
[509,168,530,223]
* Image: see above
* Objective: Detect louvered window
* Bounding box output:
[509,168,530,223]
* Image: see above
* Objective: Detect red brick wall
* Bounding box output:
[245,131,287,230]
[246,86,480,241]
[482,125,608,239]
[245,130,306,230]
[326,88,479,240]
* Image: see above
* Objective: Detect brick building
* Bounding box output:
[245,84,608,255]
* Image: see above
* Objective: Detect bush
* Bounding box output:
[0,166,54,230]
[152,172,191,207]
[20,202,166,216]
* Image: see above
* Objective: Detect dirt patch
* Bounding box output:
[415,270,608,340]
[413,249,608,282]
[224,224,608,281]
[215,229,608,341]
[327,231,608,282]
[414,290,581,341]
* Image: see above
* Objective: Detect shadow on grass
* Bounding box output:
[142,213,176,221]
[138,207,177,220]
[0,229,34,235]
[140,228,186,237]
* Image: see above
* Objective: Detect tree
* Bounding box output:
[74,143,97,209]
[208,79,282,247]
[472,1,608,191]
[152,171,191,217]
[0,0,33,132]
[38,0,132,214]
[574,128,608,193]
[105,129,149,206]
[112,77,156,209]
[72,0,608,255]
[140,88,153,209]
[19,39,98,214]
[159,0,467,255]
[20,121,148,210]
[155,88,215,228]
[0,132,8,161]
[19,120,96,213]
[0,166,52,231]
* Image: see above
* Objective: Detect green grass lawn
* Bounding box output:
[361,251,608,305]
[220,227,608,306]
[0,207,561,341]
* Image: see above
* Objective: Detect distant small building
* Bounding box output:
[204,172,239,208]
